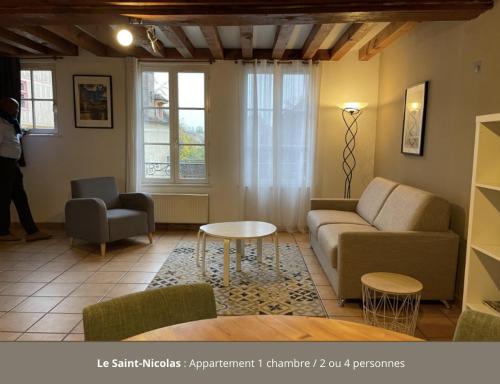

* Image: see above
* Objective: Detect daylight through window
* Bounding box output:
[20,64,57,134]
[140,67,207,184]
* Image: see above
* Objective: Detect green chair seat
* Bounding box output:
[453,309,500,341]
[83,283,217,341]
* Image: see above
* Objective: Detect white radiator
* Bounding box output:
[152,194,209,224]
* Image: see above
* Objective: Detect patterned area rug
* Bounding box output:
[148,241,327,317]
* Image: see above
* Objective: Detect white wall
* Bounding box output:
[17,54,379,224]
[20,52,127,222]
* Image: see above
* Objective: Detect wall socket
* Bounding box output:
[473,60,482,73]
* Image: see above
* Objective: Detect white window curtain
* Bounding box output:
[241,61,320,232]
[125,57,141,192]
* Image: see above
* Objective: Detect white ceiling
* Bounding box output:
[154,23,389,51]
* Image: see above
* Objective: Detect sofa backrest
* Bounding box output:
[356,177,399,224]
[71,177,121,209]
[373,184,450,232]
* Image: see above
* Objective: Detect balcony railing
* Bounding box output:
[145,161,205,179]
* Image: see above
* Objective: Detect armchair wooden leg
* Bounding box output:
[69,237,73,247]
[100,243,106,257]
[148,233,154,244]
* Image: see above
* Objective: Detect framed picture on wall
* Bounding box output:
[73,75,113,128]
[401,81,428,156]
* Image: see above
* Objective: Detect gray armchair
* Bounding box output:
[65,177,155,256]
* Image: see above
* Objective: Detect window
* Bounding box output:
[140,65,208,184]
[20,64,57,134]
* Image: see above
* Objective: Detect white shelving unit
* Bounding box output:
[463,114,500,317]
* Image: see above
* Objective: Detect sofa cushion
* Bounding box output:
[317,224,378,268]
[107,209,148,241]
[307,210,370,236]
[373,185,450,232]
[356,177,399,224]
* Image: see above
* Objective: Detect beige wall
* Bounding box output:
[315,53,380,198]
[19,56,379,224]
[20,53,128,223]
[374,3,500,294]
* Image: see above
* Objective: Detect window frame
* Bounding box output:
[20,62,59,136]
[139,63,209,186]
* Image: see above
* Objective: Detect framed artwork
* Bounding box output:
[401,81,428,156]
[73,75,113,128]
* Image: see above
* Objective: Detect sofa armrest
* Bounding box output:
[65,198,109,243]
[119,193,155,232]
[310,198,359,211]
[337,231,459,299]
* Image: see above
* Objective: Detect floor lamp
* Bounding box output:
[339,102,367,199]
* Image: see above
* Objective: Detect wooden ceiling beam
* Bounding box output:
[0,27,57,55]
[302,24,335,60]
[240,26,253,59]
[9,26,78,55]
[0,41,30,56]
[43,25,121,57]
[272,25,294,60]
[0,1,492,21]
[157,26,195,59]
[330,23,373,60]
[200,26,224,60]
[359,21,418,61]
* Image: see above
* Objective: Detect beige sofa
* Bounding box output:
[307,177,459,303]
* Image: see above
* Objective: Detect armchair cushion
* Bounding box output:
[83,283,217,341]
[119,193,155,233]
[453,310,500,341]
[317,223,377,268]
[107,209,149,242]
[356,177,399,224]
[307,210,370,237]
[71,177,121,209]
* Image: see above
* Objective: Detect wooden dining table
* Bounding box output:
[126,315,422,341]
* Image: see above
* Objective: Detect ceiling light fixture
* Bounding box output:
[146,26,159,53]
[116,29,133,47]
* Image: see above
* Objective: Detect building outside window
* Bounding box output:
[20,63,58,135]
[140,65,208,185]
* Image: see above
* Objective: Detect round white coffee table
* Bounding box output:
[197,221,279,286]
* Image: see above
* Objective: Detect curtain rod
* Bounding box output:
[238,60,319,65]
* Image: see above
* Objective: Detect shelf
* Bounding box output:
[466,302,500,317]
[476,183,500,192]
[471,244,500,262]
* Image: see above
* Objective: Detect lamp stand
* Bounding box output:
[341,108,362,199]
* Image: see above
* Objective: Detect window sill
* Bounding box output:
[25,133,60,137]
[141,183,211,188]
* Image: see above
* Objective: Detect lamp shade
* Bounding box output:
[339,102,368,112]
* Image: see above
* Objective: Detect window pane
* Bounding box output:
[142,72,169,108]
[20,100,33,130]
[144,108,169,143]
[179,109,205,144]
[21,70,32,99]
[33,70,53,99]
[178,72,204,108]
[179,145,206,179]
[144,144,171,179]
[34,100,54,130]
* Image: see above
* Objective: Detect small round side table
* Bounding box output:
[361,272,423,336]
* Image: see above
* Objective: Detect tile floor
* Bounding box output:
[0,228,461,341]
